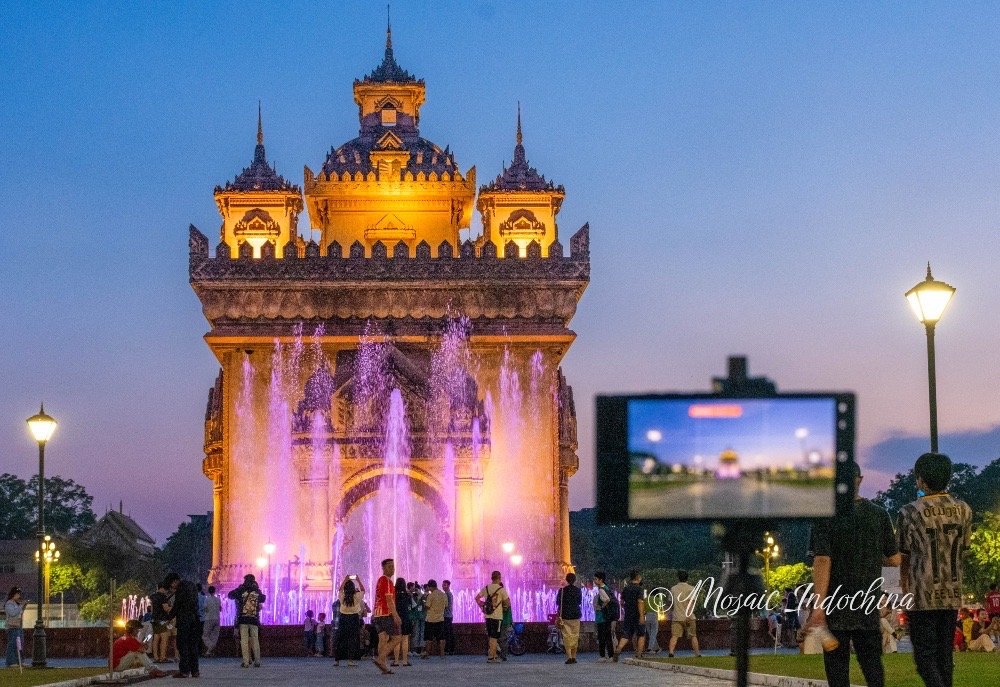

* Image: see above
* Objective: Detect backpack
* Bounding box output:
[483,585,500,615]
[601,592,620,622]
[240,590,260,619]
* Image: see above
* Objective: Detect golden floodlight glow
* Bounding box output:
[501,542,515,555]
[27,404,57,443]
[688,404,743,419]
[510,554,524,566]
[263,542,276,556]
[905,263,955,325]
[255,556,268,569]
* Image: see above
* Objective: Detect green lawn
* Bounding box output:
[655,653,999,687]
[3,667,108,687]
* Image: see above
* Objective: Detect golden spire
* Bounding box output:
[516,101,523,146]
[257,100,263,146]
[386,4,392,52]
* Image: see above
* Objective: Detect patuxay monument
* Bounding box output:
[188,26,590,622]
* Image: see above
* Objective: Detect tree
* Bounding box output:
[767,563,812,595]
[0,473,33,538]
[78,579,146,623]
[160,517,212,584]
[0,473,96,538]
[968,512,1000,594]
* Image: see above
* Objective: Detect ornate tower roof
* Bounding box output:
[359,20,422,84]
[480,105,563,194]
[216,104,300,193]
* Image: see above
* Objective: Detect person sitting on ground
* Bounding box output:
[113,619,169,678]
[968,610,997,652]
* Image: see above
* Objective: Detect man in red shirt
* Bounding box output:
[372,558,402,674]
[113,619,168,677]
[985,583,1000,622]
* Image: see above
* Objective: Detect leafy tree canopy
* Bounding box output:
[0,473,96,538]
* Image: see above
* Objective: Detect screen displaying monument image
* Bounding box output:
[596,394,855,521]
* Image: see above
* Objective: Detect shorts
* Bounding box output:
[672,618,697,639]
[152,622,169,635]
[424,621,444,642]
[485,618,503,639]
[373,616,399,637]
[621,619,646,640]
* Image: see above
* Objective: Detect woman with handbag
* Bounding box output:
[556,573,583,664]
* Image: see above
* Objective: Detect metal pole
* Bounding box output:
[32,441,47,667]
[926,323,939,452]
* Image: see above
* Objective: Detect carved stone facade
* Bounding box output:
[191,27,589,603]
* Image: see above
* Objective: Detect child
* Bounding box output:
[303,610,317,656]
[315,613,327,656]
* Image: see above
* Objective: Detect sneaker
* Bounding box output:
[612,652,619,663]
[253,661,261,668]
[597,657,607,663]
[240,663,249,669]
[348,661,357,667]
[668,653,675,658]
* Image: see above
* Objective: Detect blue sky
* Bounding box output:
[628,398,836,467]
[2,2,1000,540]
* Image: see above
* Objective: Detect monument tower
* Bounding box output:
[190,25,590,622]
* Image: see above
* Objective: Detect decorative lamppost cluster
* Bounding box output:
[34,535,60,625]
[757,532,780,589]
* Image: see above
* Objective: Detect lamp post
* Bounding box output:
[905,264,956,452]
[263,542,276,623]
[757,532,780,589]
[34,536,60,626]
[27,404,57,668]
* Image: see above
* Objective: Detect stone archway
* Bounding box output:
[331,467,454,588]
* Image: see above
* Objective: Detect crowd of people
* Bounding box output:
[7,450,996,687]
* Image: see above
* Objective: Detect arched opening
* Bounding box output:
[332,472,453,590]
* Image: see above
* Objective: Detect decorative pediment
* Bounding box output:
[499,208,545,237]
[234,208,281,237]
[365,213,416,241]
[376,130,404,150]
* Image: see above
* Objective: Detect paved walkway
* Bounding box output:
[120,655,730,686]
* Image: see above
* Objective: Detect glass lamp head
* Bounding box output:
[27,404,57,443]
[255,556,268,569]
[263,542,276,556]
[905,263,955,325]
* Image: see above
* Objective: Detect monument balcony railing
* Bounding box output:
[188,224,590,282]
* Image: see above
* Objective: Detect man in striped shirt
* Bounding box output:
[898,453,972,687]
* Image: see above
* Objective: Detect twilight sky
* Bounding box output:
[2,2,999,542]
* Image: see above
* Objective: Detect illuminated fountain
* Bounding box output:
[189,25,590,623]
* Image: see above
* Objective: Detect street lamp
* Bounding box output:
[26,404,57,668]
[757,532,780,589]
[905,263,956,452]
[501,542,515,555]
[262,542,276,623]
[34,536,60,625]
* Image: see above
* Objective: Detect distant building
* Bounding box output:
[80,507,157,559]
[0,539,39,600]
